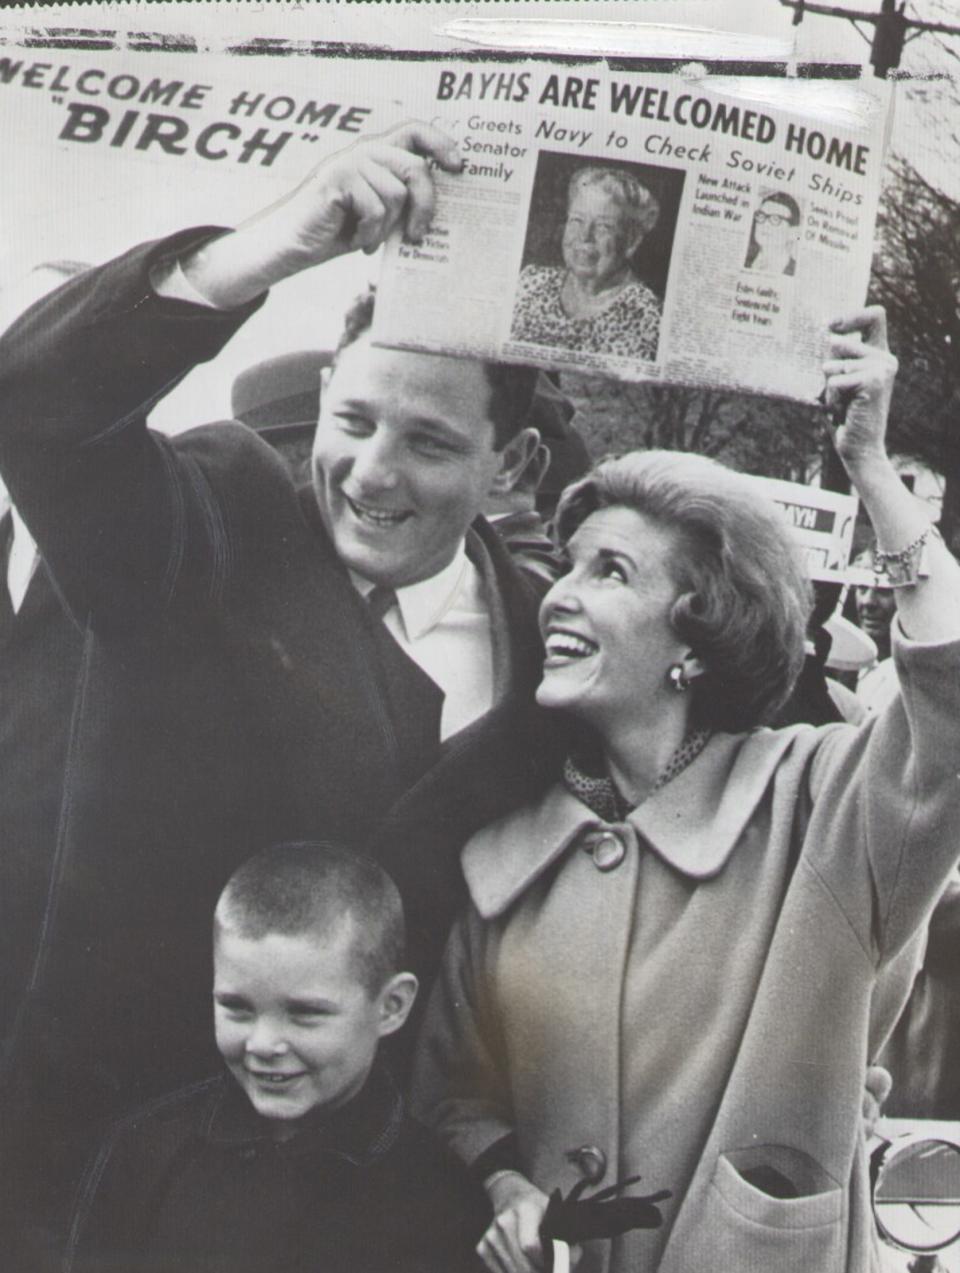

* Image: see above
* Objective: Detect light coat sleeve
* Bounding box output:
[411,906,516,1171]
[806,627,960,966]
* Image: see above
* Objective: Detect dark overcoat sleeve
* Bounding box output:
[0,229,264,633]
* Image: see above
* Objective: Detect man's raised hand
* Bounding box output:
[256,121,462,262]
[180,121,462,309]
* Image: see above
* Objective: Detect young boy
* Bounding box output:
[64,842,490,1273]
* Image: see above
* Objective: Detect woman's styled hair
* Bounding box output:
[568,166,661,239]
[554,451,812,733]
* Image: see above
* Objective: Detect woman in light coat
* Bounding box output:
[413,308,960,1273]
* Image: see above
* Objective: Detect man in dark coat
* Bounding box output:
[0,123,569,1266]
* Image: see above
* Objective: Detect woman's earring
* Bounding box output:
[668,663,690,693]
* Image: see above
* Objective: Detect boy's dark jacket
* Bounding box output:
[65,1064,489,1273]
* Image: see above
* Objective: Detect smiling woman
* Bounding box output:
[538,504,702,737]
[414,309,960,1273]
[544,453,809,739]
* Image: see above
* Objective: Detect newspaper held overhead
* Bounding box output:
[374,66,889,403]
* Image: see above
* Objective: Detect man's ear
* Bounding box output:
[376,972,418,1039]
[488,427,541,497]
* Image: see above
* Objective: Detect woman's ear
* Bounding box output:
[679,650,705,684]
[376,972,418,1039]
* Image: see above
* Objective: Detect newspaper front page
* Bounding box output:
[375,65,889,402]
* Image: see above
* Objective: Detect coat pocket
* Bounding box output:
[679,1145,844,1272]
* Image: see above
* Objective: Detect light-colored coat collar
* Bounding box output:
[464,726,807,920]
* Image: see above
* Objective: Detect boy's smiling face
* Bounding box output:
[213,920,405,1138]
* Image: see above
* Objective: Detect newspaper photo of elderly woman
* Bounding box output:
[510,157,681,361]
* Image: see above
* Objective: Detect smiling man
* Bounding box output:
[308,290,541,738]
[0,123,567,1267]
[317,321,514,590]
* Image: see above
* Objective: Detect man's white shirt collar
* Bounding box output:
[1,498,39,612]
[350,544,494,740]
[351,544,473,642]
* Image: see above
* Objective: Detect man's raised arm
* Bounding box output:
[0,123,461,630]
[179,122,462,308]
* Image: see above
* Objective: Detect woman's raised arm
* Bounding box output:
[824,306,960,643]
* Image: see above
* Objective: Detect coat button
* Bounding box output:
[589,830,626,872]
[566,1144,607,1183]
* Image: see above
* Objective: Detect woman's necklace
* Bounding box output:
[648,728,713,798]
[563,729,712,823]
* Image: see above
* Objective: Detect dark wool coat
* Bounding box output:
[64,1065,490,1273]
[0,563,85,1050]
[0,231,569,1261]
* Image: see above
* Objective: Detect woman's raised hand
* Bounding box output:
[823,304,960,643]
[822,305,898,470]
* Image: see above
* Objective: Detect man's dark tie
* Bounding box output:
[363,578,444,772]
[366,584,397,623]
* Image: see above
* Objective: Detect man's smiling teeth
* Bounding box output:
[249,1071,302,1084]
[345,495,409,527]
[545,632,598,659]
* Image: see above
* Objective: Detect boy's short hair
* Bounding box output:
[216,841,405,995]
[334,287,540,451]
